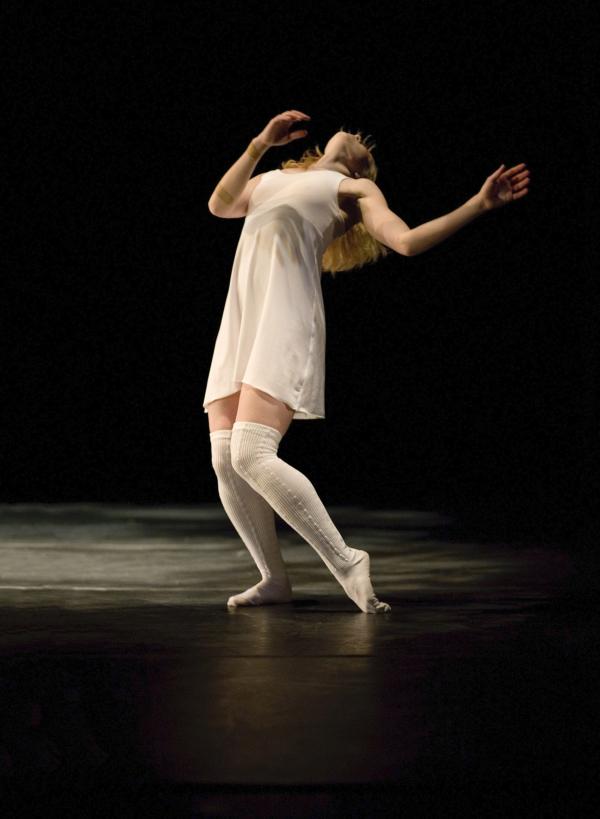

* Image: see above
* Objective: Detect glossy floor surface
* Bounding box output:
[0,504,597,816]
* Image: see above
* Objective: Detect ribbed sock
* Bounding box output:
[230,421,391,613]
[209,428,292,607]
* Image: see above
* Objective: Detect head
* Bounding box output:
[281,124,379,180]
[324,126,378,180]
[280,124,389,276]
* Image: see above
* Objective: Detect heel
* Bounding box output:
[351,548,369,569]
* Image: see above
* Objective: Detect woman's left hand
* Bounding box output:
[477,162,531,211]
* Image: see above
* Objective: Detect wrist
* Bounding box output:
[467,193,487,215]
[250,135,270,155]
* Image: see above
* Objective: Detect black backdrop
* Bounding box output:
[5,2,597,562]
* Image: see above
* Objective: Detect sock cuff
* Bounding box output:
[209,428,233,440]
[232,420,283,443]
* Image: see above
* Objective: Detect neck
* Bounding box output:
[310,158,352,176]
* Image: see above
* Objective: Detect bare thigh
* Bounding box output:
[236,383,295,438]
[206,383,294,438]
[206,390,241,434]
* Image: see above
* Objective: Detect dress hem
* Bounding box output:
[203,380,324,420]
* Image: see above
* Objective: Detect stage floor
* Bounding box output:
[0,503,596,815]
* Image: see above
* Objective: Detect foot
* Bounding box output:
[226,577,293,608]
[334,549,391,613]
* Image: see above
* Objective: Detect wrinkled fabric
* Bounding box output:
[203,168,348,420]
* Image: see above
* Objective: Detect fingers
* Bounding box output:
[279,111,310,140]
[503,162,530,179]
[512,178,529,191]
[280,110,311,120]
[494,161,529,178]
[507,167,531,198]
[488,163,505,179]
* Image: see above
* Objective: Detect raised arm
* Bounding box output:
[359,162,530,257]
[356,178,482,257]
[354,180,412,255]
[208,110,311,218]
[207,136,269,218]
[398,192,485,257]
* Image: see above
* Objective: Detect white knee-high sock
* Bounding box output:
[210,429,291,606]
[230,421,391,613]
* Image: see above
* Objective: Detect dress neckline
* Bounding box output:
[277,168,348,177]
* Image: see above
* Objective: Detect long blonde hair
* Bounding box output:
[280,126,391,277]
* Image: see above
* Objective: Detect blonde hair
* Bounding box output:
[280,126,391,278]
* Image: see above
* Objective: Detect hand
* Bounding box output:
[477,162,531,211]
[256,110,311,148]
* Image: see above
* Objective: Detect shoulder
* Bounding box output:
[241,172,272,214]
[247,171,270,190]
[211,172,271,219]
[338,177,381,201]
[337,178,383,232]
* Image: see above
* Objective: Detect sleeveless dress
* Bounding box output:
[202,168,349,420]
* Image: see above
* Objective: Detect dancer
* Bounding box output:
[204,110,530,613]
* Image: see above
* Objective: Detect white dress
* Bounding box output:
[202,168,349,420]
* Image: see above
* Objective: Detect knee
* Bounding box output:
[230,435,256,480]
[210,450,230,482]
[230,423,282,482]
[209,431,234,479]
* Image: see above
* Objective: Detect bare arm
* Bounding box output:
[357,179,484,257]
[355,181,412,255]
[359,161,530,257]
[401,194,485,256]
[207,136,269,217]
[208,111,312,218]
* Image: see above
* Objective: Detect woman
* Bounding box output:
[204,109,530,613]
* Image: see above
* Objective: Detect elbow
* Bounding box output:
[208,198,235,218]
[397,238,413,257]
[393,228,412,257]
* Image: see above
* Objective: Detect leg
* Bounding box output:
[235,382,296,439]
[207,389,242,434]
[229,396,392,614]
[206,389,292,607]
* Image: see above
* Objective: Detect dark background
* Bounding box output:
[5,3,597,561]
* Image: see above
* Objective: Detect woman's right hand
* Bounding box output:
[256,110,311,148]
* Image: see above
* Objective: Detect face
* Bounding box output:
[325,130,371,177]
